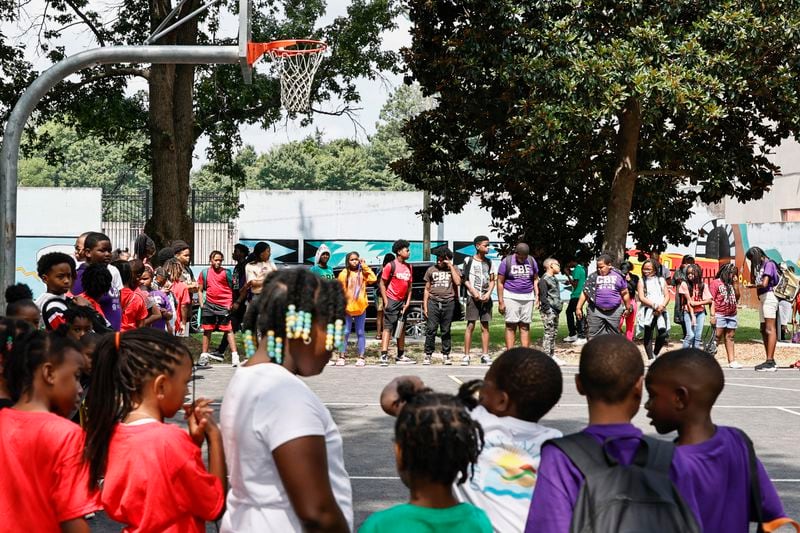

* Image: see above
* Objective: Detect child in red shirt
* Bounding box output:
[84,328,226,532]
[115,260,150,332]
[197,251,240,367]
[164,258,191,337]
[0,331,99,529]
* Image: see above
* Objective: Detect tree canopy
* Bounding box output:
[395,0,800,261]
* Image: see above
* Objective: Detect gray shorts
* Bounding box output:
[466,298,492,323]
[504,297,533,324]
[587,305,623,338]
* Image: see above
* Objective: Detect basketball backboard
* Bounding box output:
[239,0,252,83]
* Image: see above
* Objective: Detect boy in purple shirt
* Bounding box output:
[524,335,698,533]
[497,243,539,350]
[645,348,786,532]
[576,253,632,339]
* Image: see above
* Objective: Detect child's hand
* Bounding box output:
[186,398,217,445]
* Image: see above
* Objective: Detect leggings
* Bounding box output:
[619,300,638,341]
[345,312,367,356]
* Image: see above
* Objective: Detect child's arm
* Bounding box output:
[60,518,90,533]
[362,262,377,284]
[446,259,461,286]
[423,281,431,318]
[187,399,228,502]
[141,303,161,327]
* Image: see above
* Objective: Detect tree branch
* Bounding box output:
[636,169,694,179]
[61,0,106,46]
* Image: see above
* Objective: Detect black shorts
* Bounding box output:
[383,298,406,331]
[466,297,493,323]
[201,304,232,332]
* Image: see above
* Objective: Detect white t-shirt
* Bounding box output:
[455,406,562,533]
[245,261,278,295]
[220,363,353,532]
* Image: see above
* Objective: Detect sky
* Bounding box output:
[2,0,412,169]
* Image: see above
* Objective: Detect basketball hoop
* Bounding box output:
[247,39,327,113]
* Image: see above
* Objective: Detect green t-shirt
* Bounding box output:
[310,264,335,279]
[359,503,492,533]
[570,263,587,298]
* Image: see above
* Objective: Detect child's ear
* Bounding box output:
[153,374,168,400]
[633,375,644,399]
[674,386,689,410]
[41,361,57,386]
[575,374,585,396]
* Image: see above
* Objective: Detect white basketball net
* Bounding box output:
[270,45,325,113]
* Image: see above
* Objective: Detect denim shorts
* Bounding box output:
[715,314,738,329]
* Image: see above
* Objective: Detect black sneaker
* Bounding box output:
[379,354,389,367]
[423,354,432,365]
[443,354,452,366]
[395,355,417,365]
[754,360,777,372]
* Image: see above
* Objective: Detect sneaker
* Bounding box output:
[379,354,389,367]
[728,360,743,369]
[206,352,224,362]
[231,352,240,367]
[480,354,492,365]
[355,358,366,367]
[755,360,777,372]
[564,335,578,342]
[443,355,453,366]
[461,355,470,366]
[551,355,567,366]
[395,355,417,365]
[197,353,210,367]
[423,354,432,365]
[335,357,346,366]
[573,338,588,346]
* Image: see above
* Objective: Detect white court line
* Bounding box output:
[448,375,463,385]
[773,479,800,482]
[351,476,401,480]
[554,404,800,409]
[776,407,800,417]
[725,382,800,393]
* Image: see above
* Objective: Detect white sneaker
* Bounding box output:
[197,353,210,367]
[206,352,224,362]
[480,354,492,365]
[728,361,743,369]
[423,354,432,365]
[231,352,240,367]
[461,355,471,366]
[573,338,588,346]
[564,335,578,342]
[443,355,453,366]
[552,355,567,366]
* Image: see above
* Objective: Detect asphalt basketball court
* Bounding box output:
[178,362,800,530]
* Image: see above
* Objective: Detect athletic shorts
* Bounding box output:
[466,297,492,323]
[383,298,406,331]
[779,300,793,326]
[376,293,384,312]
[759,291,779,323]
[504,296,533,324]
[715,314,738,329]
[201,304,232,332]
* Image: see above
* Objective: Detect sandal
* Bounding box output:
[335,357,346,366]
[355,358,366,367]
[790,360,800,369]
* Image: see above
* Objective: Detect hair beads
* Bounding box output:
[266,330,284,364]
[243,330,257,359]
[285,305,313,344]
[325,319,345,352]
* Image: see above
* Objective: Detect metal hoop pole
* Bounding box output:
[0,45,239,310]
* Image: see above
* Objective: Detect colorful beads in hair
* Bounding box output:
[266,330,284,364]
[243,330,257,359]
[285,305,313,344]
[325,319,345,352]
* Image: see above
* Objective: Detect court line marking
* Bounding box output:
[554,404,800,409]
[350,476,401,480]
[776,407,800,417]
[448,375,463,385]
[725,382,800,393]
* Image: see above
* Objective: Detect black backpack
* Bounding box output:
[548,433,701,533]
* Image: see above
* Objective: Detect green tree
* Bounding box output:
[14,0,400,247]
[395,1,800,261]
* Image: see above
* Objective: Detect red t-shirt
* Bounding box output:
[709,279,737,317]
[0,409,100,528]
[102,422,224,533]
[678,281,712,314]
[381,260,412,301]
[198,267,233,307]
[78,293,106,317]
[171,281,190,325]
[120,287,149,332]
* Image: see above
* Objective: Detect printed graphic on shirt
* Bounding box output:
[470,440,542,500]
[429,270,452,289]
[596,274,621,291]
[509,263,534,278]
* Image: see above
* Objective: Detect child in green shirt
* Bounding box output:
[360,384,492,532]
[310,244,335,279]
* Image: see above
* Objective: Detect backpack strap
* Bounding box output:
[737,428,765,532]
[201,268,209,291]
[547,432,611,479]
[637,435,675,474]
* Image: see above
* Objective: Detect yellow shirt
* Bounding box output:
[337,264,377,316]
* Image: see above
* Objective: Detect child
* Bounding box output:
[380,239,416,366]
[83,328,226,531]
[380,348,564,532]
[5,283,41,327]
[645,348,786,531]
[77,263,113,328]
[197,251,240,367]
[163,258,191,338]
[115,260,150,332]
[35,251,76,331]
[0,318,33,409]
[524,334,699,532]
[244,241,277,297]
[678,264,712,349]
[337,251,377,366]
[463,235,495,365]
[422,248,461,366]
[219,269,353,532]
[710,263,742,368]
[361,386,491,532]
[0,331,99,529]
[71,231,124,331]
[380,375,427,416]
[637,258,671,360]
[497,243,538,350]
[141,267,174,333]
[538,258,565,365]
[619,260,640,341]
[375,253,395,339]
[311,244,335,279]
[62,305,95,341]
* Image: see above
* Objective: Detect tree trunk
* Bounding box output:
[143,0,198,251]
[602,97,641,264]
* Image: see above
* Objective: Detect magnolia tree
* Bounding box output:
[394,0,800,261]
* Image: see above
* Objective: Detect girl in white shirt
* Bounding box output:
[220,269,352,532]
[245,242,278,297]
[637,258,671,360]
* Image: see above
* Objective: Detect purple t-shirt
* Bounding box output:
[71,262,122,331]
[756,261,779,296]
[592,271,627,309]
[498,256,539,295]
[146,290,173,331]
[673,426,783,533]
[524,424,696,533]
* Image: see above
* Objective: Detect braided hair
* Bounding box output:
[3,329,81,403]
[242,268,346,362]
[0,318,34,395]
[684,263,705,304]
[717,263,738,300]
[395,386,484,486]
[83,328,191,490]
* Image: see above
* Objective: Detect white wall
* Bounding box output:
[18,187,102,236]
[238,190,502,242]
